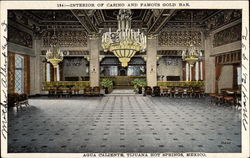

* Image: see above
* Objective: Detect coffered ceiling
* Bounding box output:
[8,9,241,35]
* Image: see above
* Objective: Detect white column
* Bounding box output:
[33,39,42,94]
[189,64,192,81]
[146,35,157,87]
[200,61,203,80]
[57,65,60,81]
[195,61,199,81]
[204,34,215,93]
[186,62,189,81]
[89,35,100,87]
[46,63,51,81]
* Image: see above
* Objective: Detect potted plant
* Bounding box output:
[131,78,147,94]
[100,78,113,94]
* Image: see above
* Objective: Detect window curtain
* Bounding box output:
[8,52,30,94]
[8,52,15,94]
[182,61,186,81]
[23,55,30,94]
[215,64,222,93]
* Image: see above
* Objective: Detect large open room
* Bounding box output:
[6,9,242,153]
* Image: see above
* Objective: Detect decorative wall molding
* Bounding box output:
[42,30,87,47]
[213,23,241,47]
[101,57,145,65]
[8,26,33,48]
[41,50,89,56]
[204,10,241,31]
[158,30,202,47]
[157,50,182,56]
[214,50,241,65]
[162,56,181,66]
[100,51,146,56]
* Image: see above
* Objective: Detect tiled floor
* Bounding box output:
[8,95,241,153]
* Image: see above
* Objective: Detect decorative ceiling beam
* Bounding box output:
[201,10,223,24]
[71,10,99,34]
[148,9,176,34]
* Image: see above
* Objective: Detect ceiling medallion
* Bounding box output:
[101,9,147,67]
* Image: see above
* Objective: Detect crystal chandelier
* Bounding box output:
[182,42,201,66]
[182,12,201,66]
[46,12,63,69]
[101,9,147,67]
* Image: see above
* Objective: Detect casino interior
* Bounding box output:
[7,9,242,153]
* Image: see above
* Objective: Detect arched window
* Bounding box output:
[15,55,24,93]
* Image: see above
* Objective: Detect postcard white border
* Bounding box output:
[1,1,249,158]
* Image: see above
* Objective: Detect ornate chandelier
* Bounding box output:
[46,12,63,69]
[101,9,147,67]
[182,42,200,66]
[182,12,201,66]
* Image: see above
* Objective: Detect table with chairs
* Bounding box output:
[43,81,99,97]
[156,81,205,98]
[158,87,205,98]
[209,88,241,109]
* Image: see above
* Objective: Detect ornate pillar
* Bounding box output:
[204,33,215,93]
[146,34,157,87]
[89,34,100,87]
[189,64,192,81]
[195,61,199,81]
[200,60,203,80]
[57,64,60,81]
[186,62,189,81]
[33,39,41,94]
[46,63,51,81]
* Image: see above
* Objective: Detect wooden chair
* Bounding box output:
[214,94,224,105]
[166,89,172,97]
[178,89,184,98]
[92,86,100,96]
[187,88,193,98]
[223,96,235,107]
[160,87,168,96]
[18,94,29,107]
[84,86,92,96]
[144,86,152,96]
[152,86,161,97]
[193,89,201,98]
[200,89,205,97]
[183,89,188,98]
[209,93,217,104]
[8,93,19,109]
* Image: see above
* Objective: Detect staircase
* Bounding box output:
[114,85,134,89]
[109,89,136,95]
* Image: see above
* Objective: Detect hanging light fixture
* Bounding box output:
[101,9,147,67]
[182,11,201,66]
[46,12,63,69]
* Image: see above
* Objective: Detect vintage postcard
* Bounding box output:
[0,0,249,158]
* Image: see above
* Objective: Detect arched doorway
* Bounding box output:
[119,68,127,76]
